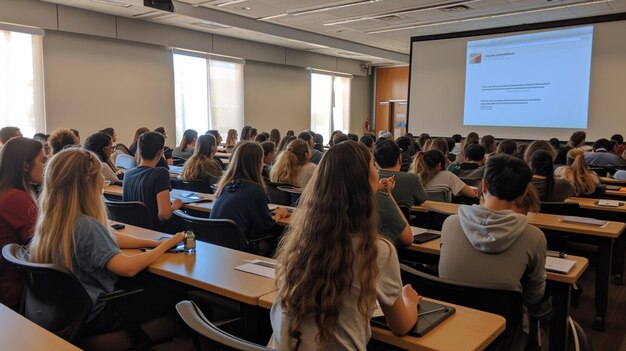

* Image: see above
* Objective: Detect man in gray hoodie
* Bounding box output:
[439,154,547,348]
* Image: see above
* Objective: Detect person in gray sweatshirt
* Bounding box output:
[439,154,547,350]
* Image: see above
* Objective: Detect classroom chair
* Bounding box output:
[172,157,187,166]
[176,300,277,351]
[1,244,159,351]
[400,264,532,351]
[264,180,292,206]
[174,210,272,255]
[115,154,136,170]
[105,200,154,230]
[172,178,214,194]
[426,190,451,203]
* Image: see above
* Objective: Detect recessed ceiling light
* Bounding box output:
[234,6,252,10]
[84,0,132,8]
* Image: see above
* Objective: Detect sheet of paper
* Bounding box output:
[410,227,429,236]
[234,259,276,279]
[545,256,576,274]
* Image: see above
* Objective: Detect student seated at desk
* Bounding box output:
[439,154,548,351]
[180,134,222,187]
[269,141,420,350]
[27,148,184,345]
[554,148,601,197]
[128,127,150,157]
[172,129,198,161]
[0,137,45,309]
[123,132,183,232]
[374,139,426,208]
[530,150,575,202]
[84,132,122,183]
[410,149,477,200]
[270,139,317,188]
[210,142,288,239]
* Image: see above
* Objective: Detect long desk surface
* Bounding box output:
[599,176,626,185]
[118,223,275,306]
[257,291,505,351]
[0,303,82,351]
[411,201,625,238]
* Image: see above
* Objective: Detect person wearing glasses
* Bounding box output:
[84,132,122,183]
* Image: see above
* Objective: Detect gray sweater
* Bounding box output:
[439,205,547,306]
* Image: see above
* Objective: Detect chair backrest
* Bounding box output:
[174,211,249,252]
[540,201,581,216]
[172,157,187,166]
[276,185,303,207]
[176,300,278,351]
[173,178,214,194]
[2,244,92,342]
[400,264,523,351]
[113,143,132,155]
[105,200,153,229]
[588,166,607,177]
[459,177,482,187]
[426,190,451,203]
[264,180,291,206]
[115,154,136,170]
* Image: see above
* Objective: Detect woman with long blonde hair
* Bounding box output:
[270,139,316,188]
[554,148,600,196]
[28,148,183,330]
[269,141,420,350]
[180,134,222,187]
[410,150,477,200]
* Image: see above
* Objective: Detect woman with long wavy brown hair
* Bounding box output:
[269,141,420,350]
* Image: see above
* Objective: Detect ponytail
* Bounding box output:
[567,149,596,196]
[270,139,309,185]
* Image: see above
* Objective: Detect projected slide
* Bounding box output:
[463,26,594,128]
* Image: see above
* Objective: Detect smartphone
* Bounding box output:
[111,223,126,230]
[141,244,185,253]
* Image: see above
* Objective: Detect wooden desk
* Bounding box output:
[599,176,626,185]
[258,292,505,351]
[117,224,275,306]
[605,189,626,198]
[0,303,82,351]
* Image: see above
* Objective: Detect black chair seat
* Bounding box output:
[105,200,153,229]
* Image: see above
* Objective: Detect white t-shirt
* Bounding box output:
[293,162,317,188]
[269,238,402,351]
[424,170,467,196]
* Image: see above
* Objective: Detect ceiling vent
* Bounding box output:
[375,14,404,22]
[439,4,472,12]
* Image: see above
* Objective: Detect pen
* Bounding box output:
[418,307,448,317]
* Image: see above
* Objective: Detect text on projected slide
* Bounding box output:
[463,26,593,128]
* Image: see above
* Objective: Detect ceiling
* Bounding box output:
[40,0,626,65]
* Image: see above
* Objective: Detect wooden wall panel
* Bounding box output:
[374,66,409,134]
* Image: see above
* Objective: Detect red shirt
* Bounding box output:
[0,189,37,307]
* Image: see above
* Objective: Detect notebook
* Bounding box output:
[594,200,623,207]
[559,216,607,226]
[371,300,456,337]
[235,259,276,279]
[170,189,211,204]
[545,257,576,274]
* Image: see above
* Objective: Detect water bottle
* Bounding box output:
[184,230,196,253]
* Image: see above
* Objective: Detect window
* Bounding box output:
[173,50,244,145]
[310,71,351,143]
[0,28,45,138]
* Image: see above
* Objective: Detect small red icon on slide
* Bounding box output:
[469,53,482,64]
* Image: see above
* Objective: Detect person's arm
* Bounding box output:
[380,285,421,335]
[156,190,183,221]
[411,174,427,205]
[113,232,162,249]
[392,200,413,246]
[523,230,547,305]
[459,185,478,198]
[106,232,184,277]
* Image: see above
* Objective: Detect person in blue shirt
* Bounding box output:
[210,141,288,240]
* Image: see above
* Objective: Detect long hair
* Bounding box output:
[277,135,296,152]
[226,129,238,146]
[179,129,198,151]
[28,148,108,270]
[241,126,252,141]
[270,129,281,146]
[410,149,446,185]
[181,134,222,182]
[568,131,586,148]
[130,127,149,153]
[524,140,556,164]
[530,150,555,201]
[275,141,379,347]
[0,137,43,200]
[270,139,309,185]
[564,148,597,196]
[481,135,496,154]
[214,141,265,196]
[83,132,116,171]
